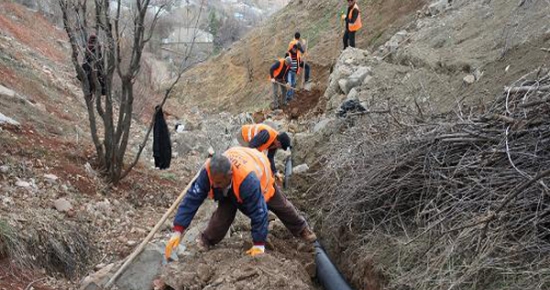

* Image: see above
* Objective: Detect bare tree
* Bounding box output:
[58,0,167,184]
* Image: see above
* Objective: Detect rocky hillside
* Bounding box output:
[168,0,426,113]
[286,0,550,289]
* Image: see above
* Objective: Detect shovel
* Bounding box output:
[283,152,293,189]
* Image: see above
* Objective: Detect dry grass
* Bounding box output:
[309,68,550,289]
[1,211,95,279]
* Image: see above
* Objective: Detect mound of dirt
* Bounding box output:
[159,217,317,290]
[282,88,323,119]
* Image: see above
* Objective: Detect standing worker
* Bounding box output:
[164,147,316,259]
[237,123,291,176]
[285,44,301,102]
[342,0,362,49]
[269,57,292,109]
[288,32,311,87]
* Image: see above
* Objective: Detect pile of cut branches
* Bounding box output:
[309,69,550,289]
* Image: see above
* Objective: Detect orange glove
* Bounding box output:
[246,245,265,256]
[164,231,182,260]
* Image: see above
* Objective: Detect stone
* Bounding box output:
[313,119,332,133]
[196,264,212,282]
[115,243,166,290]
[473,68,483,80]
[463,74,476,84]
[44,174,59,182]
[363,75,373,85]
[0,85,16,98]
[428,0,449,16]
[346,88,359,101]
[2,196,14,206]
[0,165,9,173]
[15,180,31,188]
[54,198,72,212]
[349,66,371,82]
[80,263,116,290]
[0,112,20,126]
[293,164,309,174]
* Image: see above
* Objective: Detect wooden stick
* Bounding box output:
[272,79,299,92]
[504,84,550,94]
[104,169,201,288]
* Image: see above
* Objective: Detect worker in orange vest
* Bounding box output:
[287,32,310,86]
[342,0,362,49]
[164,147,316,259]
[237,123,291,176]
[269,57,291,108]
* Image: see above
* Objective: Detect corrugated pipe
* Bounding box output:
[314,241,354,290]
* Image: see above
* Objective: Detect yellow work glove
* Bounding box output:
[246,244,265,256]
[164,231,182,260]
[341,13,346,20]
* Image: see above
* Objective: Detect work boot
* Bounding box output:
[299,227,317,243]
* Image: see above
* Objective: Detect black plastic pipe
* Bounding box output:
[314,241,354,290]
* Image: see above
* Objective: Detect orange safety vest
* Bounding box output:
[205,147,275,203]
[288,39,303,59]
[270,59,288,80]
[348,3,362,32]
[241,124,278,152]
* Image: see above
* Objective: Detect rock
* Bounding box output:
[115,243,166,290]
[15,180,31,188]
[84,162,97,178]
[463,74,476,85]
[96,199,112,214]
[290,108,300,119]
[346,88,359,101]
[54,198,72,212]
[428,0,449,16]
[293,164,309,174]
[44,174,59,182]
[0,165,9,173]
[94,263,107,271]
[339,67,371,94]
[0,112,20,126]
[363,75,373,85]
[196,264,212,282]
[0,85,16,98]
[2,196,14,206]
[473,68,483,80]
[313,119,332,133]
[349,66,371,82]
[80,263,116,290]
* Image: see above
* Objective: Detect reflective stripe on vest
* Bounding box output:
[205,147,275,203]
[348,4,362,32]
[241,124,278,152]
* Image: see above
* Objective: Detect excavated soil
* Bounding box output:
[282,88,323,119]
[159,216,318,290]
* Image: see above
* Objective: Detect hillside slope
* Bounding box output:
[169,0,426,113]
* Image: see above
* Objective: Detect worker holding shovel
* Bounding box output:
[164,147,316,259]
[269,56,292,109]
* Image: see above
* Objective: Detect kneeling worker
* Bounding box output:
[165,147,316,259]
